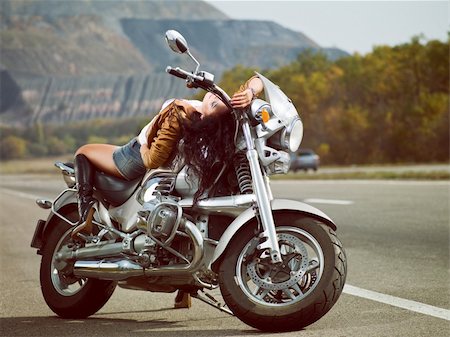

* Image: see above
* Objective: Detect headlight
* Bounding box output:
[267,117,303,152]
[280,117,303,152]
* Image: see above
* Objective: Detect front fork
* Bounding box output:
[241,120,282,264]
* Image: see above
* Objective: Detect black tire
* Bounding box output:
[218,213,347,332]
[40,209,117,318]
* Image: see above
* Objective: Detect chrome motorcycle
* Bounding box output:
[31,30,347,332]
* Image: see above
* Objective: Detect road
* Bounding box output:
[0,175,449,337]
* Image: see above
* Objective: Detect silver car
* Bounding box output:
[290,149,320,172]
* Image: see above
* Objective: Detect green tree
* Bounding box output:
[29,122,46,144]
[28,143,49,157]
[218,65,261,94]
[0,136,27,160]
[87,135,108,144]
[46,137,68,155]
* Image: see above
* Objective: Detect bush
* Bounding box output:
[47,137,68,155]
[0,135,27,160]
[87,136,108,144]
[27,143,49,157]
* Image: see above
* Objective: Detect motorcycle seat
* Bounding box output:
[94,171,143,207]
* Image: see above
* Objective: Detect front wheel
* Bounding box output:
[218,213,347,332]
[40,208,117,318]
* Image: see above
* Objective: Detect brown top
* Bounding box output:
[140,76,258,169]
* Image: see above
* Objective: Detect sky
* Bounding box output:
[205,0,449,55]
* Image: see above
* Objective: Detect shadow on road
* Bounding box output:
[0,315,259,337]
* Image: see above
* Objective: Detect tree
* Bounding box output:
[214,39,449,164]
[46,137,68,155]
[0,136,27,160]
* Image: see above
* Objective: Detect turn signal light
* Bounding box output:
[261,108,270,123]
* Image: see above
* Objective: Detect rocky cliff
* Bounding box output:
[121,18,322,72]
[0,0,347,126]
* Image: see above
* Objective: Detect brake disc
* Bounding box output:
[247,233,309,291]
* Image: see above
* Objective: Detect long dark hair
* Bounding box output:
[178,110,236,203]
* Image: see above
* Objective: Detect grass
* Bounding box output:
[0,155,73,175]
[271,170,450,180]
[1,156,448,180]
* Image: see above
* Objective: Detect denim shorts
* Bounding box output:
[112,138,147,180]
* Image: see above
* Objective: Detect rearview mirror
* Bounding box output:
[165,30,188,54]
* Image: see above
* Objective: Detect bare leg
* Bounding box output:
[75,144,124,179]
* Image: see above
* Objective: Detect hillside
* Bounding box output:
[0,0,347,126]
[0,16,152,76]
[121,18,321,72]
[0,0,227,28]
[0,0,226,76]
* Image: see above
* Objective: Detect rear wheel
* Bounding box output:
[40,208,116,318]
[218,213,347,332]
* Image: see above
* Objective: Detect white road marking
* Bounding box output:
[303,198,354,205]
[0,187,45,201]
[344,284,450,321]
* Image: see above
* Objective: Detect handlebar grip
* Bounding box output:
[166,66,188,80]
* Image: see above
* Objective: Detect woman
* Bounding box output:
[73,76,264,228]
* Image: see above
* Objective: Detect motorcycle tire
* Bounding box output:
[218,213,347,332]
[40,208,117,318]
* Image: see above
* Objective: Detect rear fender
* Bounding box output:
[51,188,78,217]
[210,199,336,272]
[32,189,78,253]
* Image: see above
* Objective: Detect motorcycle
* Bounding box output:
[31,30,347,332]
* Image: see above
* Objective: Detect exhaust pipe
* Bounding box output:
[73,259,143,280]
[73,220,204,280]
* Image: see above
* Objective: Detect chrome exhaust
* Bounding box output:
[56,241,124,262]
[73,259,143,280]
[73,220,204,280]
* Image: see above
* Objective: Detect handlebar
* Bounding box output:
[166,66,188,80]
[166,64,247,148]
[166,65,233,111]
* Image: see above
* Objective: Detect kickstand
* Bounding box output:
[191,290,234,316]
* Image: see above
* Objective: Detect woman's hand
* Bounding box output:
[231,88,254,109]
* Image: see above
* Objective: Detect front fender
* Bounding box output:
[210,198,336,272]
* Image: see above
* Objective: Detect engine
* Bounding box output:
[137,196,182,244]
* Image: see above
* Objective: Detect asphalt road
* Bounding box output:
[0,175,449,337]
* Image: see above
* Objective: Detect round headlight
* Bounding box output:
[280,117,303,152]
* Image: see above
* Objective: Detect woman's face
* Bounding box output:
[201,92,228,118]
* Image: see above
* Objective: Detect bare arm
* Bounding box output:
[230,76,264,109]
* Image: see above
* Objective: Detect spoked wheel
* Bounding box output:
[238,227,323,306]
[50,227,88,296]
[40,207,116,318]
[219,213,347,332]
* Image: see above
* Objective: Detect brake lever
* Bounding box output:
[187,79,199,89]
